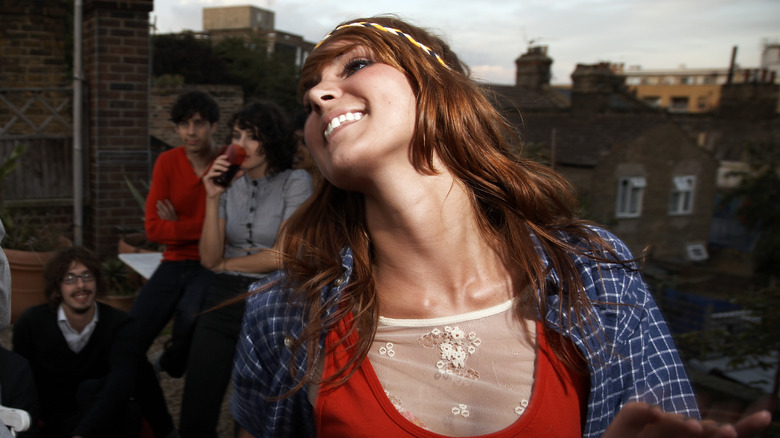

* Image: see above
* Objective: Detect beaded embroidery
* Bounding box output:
[418,325,481,380]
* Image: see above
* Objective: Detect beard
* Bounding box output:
[60,288,95,314]
[71,304,93,315]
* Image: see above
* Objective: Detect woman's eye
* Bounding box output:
[343,58,372,77]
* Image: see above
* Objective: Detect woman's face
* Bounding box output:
[232,125,268,177]
[292,129,314,171]
[302,43,417,189]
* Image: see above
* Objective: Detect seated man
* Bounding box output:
[12,246,175,438]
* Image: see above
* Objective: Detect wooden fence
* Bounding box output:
[0,87,76,203]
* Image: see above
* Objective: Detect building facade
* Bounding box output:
[202,5,314,69]
[486,48,718,262]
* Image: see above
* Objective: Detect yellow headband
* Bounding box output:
[315,21,449,69]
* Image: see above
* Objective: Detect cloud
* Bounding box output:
[153,0,780,84]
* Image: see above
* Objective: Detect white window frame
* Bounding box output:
[616,176,646,218]
[669,175,695,215]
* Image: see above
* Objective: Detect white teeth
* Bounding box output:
[324,112,363,139]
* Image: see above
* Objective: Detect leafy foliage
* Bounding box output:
[721,140,780,285]
[152,33,231,85]
[678,139,780,412]
[124,175,149,220]
[101,257,136,296]
[1,144,68,251]
[152,34,303,114]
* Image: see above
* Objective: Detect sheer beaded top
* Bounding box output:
[368,300,537,436]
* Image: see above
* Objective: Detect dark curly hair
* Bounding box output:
[227,101,295,176]
[170,90,220,124]
[43,246,105,311]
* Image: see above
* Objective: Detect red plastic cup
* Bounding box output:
[213,144,247,187]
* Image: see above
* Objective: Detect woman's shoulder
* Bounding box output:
[244,271,299,319]
[276,168,313,184]
[559,224,637,264]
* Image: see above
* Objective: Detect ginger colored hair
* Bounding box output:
[277,16,616,393]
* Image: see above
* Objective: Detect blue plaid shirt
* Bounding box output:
[232,227,699,437]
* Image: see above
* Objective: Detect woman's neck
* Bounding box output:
[366,171,515,319]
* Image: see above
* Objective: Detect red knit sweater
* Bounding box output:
[144,146,208,261]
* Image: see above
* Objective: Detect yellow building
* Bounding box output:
[619,65,762,113]
[617,42,780,114]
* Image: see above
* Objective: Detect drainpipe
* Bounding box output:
[72,0,83,245]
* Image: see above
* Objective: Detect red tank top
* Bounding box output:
[315,314,589,437]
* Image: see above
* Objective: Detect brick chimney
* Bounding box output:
[718,69,779,119]
[570,62,625,113]
[515,46,552,88]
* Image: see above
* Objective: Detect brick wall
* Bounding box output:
[0,1,69,88]
[588,123,718,260]
[83,0,154,256]
[0,1,76,247]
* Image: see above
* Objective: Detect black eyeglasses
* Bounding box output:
[62,272,96,285]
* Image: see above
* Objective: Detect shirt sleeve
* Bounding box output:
[281,170,314,222]
[231,275,315,437]
[0,219,10,331]
[575,229,699,438]
[144,150,206,244]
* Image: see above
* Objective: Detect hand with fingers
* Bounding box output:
[156,199,178,221]
[603,402,772,438]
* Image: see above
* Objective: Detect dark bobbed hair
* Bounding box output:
[278,15,620,394]
[292,110,307,133]
[44,246,105,311]
[170,90,220,124]
[227,101,295,176]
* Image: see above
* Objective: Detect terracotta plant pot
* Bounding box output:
[118,233,158,254]
[7,236,73,323]
[7,248,55,323]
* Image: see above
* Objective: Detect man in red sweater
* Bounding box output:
[128,91,219,378]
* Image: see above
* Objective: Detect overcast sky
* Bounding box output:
[151,0,780,85]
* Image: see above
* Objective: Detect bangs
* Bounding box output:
[298,31,405,99]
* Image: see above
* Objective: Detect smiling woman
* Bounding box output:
[230,16,772,438]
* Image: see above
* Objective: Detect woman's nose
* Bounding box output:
[307,80,339,114]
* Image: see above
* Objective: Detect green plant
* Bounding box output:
[0,143,27,225]
[101,257,136,296]
[1,210,67,251]
[124,175,149,220]
[0,144,68,251]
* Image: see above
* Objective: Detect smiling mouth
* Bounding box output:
[324,111,364,140]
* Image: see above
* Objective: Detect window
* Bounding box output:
[686,243,708,261]
[669,176,695,215]
[642,96,661,108]
[616,176,646,218]
[669,96,689,112]
[696,96,709,110]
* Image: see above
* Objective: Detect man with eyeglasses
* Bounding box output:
[128,90,220,379]
[12,246,177,437]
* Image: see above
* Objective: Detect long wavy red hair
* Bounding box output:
[275,15,617,394]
